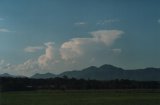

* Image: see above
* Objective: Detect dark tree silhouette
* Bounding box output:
[0,77,160,92]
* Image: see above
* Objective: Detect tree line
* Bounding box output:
[0,76,160,92]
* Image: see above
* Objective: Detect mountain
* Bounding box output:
[0,73,27,78]
[59,64,124,80]
[31,73,56,79]
[59,64,160,81]
[123,68,160,81]
[0,73,14,77]
[2,64,160,81]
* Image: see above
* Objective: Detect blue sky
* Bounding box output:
[0,0,160,76]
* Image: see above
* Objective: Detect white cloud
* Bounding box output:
[91,30,123,46]
[16,59,39,72]
[38,42,55,66]
[0,60,12,72]
[2,59,40,76]
[0,42,56,76]
[2,42,57,76]
[60,30,124,60]
[0,28,10,32]
[60,38,84,60]
[24,46,44,53]
[24,42,56,68]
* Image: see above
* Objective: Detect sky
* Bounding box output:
[0,0,160,76]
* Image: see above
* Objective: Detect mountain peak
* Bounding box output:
[45,72,55,75]
[85,66,97,70]
[0,73,13,77]
[100,64,117,69]
[31,72,56,79]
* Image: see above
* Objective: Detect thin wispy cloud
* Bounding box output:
[0,28,11,32]
[0,60,5,66]
[158,19,160,23]
[112,48,122,54]
[97,19,119,25]
[24,46,44,53]
[74,22,87,26]
[0,18,4,21]
[0,59,11,70]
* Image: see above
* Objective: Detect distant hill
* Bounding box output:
[0,73,14,77]
[0,73,26,78]
[31,73,56,79]
[2,64,160,81]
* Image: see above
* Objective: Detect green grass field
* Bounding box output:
[1,90,160,105]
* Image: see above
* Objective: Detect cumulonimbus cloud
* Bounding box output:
[0,29,124,76]
[60,30,124,60]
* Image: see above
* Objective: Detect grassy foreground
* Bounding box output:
[1,90,160,105]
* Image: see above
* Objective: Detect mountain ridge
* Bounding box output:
[1,64,160,81]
